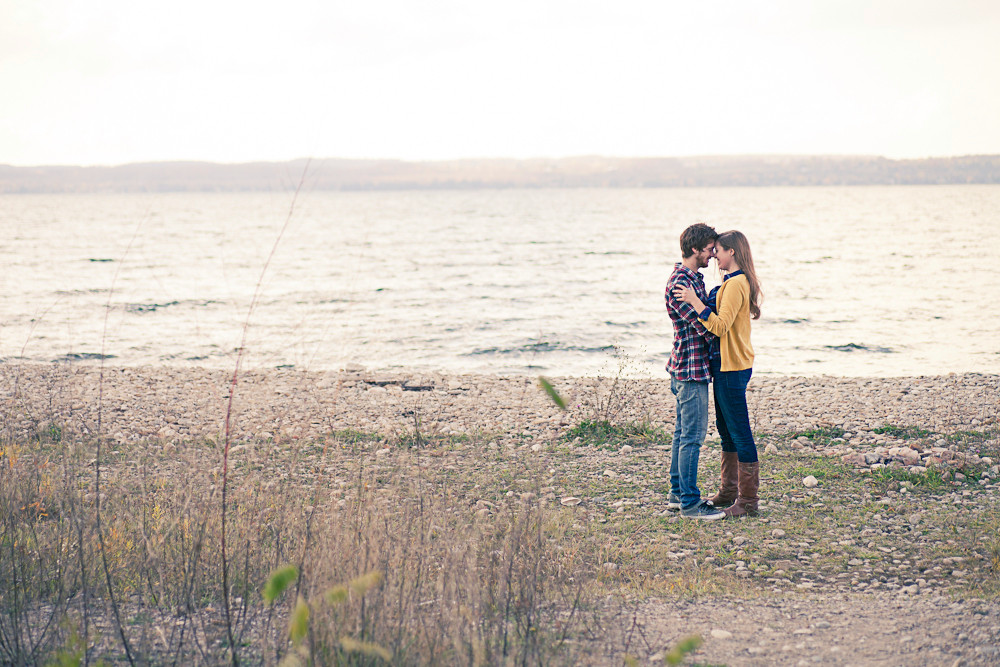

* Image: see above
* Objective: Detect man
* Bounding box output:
[664,223,724,520]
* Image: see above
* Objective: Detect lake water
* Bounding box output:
[1,186,998,377]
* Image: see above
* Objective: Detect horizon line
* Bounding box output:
[5,152,1000,170]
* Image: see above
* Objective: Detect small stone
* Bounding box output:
[765,444,779,455]
[530,443,542,452]
[560,496,582,506]
[710,629,733,639]
[803,476,818,488]
[603,469,618,478]
[771,529,786,538]
[618,444,633,455]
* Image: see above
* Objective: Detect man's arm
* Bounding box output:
[666,276,714,339]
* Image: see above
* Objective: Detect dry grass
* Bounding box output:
[0,420,632,665]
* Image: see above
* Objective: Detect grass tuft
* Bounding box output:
[564,419,670,449]
[873,424,935,439]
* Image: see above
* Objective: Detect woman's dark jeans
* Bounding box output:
[710,357,758,463]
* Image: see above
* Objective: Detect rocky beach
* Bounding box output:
[2,363,999,665]
[4,364,997,445]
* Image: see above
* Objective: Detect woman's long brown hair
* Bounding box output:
[718,230,762,320]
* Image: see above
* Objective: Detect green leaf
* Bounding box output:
[340,637,392,662]
[288,596,310,645]
[665,634,703,665]
[325,585,349,605]
[262,565,298,604]
[538,376,567,410]
[348,571,383,596]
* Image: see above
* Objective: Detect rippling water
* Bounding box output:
[1,186,998,376]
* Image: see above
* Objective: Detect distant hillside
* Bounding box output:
[1,155,999,193]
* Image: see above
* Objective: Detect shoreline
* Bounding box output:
[3,363,997,444]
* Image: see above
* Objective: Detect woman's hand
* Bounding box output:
[673,285,697,305]
[673,285,706,312]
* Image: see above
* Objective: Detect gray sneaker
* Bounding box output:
[667,492,681,511]
[680,501,725,521]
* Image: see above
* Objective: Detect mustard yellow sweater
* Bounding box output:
[700,273,755,372]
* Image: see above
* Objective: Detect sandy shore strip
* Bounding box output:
[2,364,998,445]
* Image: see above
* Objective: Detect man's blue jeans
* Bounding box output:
[670,377,709,510]
[710,358,758,463]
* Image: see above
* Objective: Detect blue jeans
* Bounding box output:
[711,357,758,463]
[670,377,709,510]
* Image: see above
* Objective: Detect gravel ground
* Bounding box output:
[2,364,997,444]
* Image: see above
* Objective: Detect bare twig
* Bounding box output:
[220,158,312,665]
[95,213,146,667]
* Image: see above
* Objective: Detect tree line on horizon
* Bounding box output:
[1,154,998,193]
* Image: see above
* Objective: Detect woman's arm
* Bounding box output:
[672,285,707,313]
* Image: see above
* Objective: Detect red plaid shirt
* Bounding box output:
[665,263,713,382]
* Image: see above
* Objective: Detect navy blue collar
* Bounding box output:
[723,269,744,282]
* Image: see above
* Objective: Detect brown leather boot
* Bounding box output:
[723,461,759,518]
[708,451,739,508]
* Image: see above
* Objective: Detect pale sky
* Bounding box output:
[2,0,999,166]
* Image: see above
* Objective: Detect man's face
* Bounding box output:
[695,242,716,269]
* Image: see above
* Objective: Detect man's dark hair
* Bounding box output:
[680,223,718,258]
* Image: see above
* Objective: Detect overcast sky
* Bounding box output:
[2,0,999,166]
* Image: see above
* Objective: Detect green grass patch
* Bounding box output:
[563,420,670,449]
[397,431,474,448]
[946,429,999,444]
[872,424,935,439]
[774,456,855,486]
[870,465,949,490]
[787,426,846,444]
[34,422,64,444]
[330,428,385,444]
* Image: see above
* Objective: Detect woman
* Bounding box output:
[673,230,762,518]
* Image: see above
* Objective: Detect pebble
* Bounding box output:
[711,629,733,639]
[803,476,819,488]
[771,529,786,538]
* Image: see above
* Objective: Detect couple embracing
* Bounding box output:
[664,223,762,521]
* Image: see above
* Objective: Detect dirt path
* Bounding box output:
[629,593,999,666]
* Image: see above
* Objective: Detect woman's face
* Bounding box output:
[716,244,736,271]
